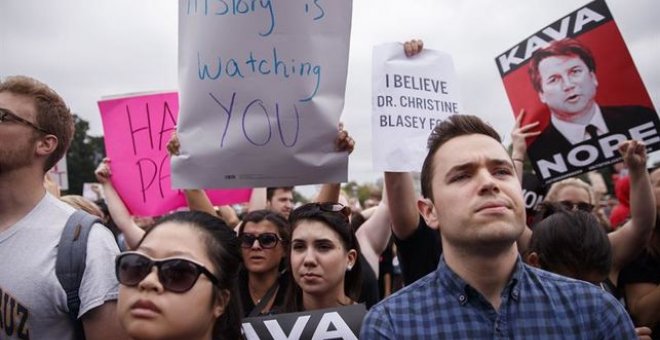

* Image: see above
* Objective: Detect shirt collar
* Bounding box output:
[437,255,523,305]
[551,105,608,144]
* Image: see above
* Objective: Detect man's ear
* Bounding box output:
[538,91,547,104]
[213,289,230,318]
[525,251,541,268]
[591,72,598,88]
[35,135,58,157]
[417,197,439,230]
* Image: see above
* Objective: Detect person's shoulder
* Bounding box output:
[601,105,658,121]
[528,123,569,153]
[370,269,440,313]
[524,265,619,305]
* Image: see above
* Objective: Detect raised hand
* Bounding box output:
[619,140,647,172]
[335,122,355,154]
[94,158,112,184]
[403,39,423,57]
[510,109,541,161]
[166,131,180,156]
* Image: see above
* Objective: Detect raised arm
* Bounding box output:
[166,131,218,216]
[95,158,144,249]
[355,184,392,275]
[510,109,540,183]
[383,40,427,240]
[247,188,267,212]
[625,282,660,330]
[183,189,217,216]
[313,123,356,203]
[385,172,419,239]
[609,140,656,275]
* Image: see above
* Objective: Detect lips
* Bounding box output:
[565,94,580,103]
[130,299,161,318]
[301,273,321,280]
[475,200,511,213]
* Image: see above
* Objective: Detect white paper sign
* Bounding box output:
[174,0,352,189]
[50,157,69,191]
[372,43,462,172]
[83,182,104,202]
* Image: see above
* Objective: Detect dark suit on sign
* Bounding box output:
[528,105,659,184]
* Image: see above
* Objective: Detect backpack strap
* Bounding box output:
[56,210,101,340]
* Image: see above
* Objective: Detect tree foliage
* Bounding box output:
[65,115,105,195]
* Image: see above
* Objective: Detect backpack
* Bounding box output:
[55,210,102,340]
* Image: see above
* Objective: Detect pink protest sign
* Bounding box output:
[98,92,251,216]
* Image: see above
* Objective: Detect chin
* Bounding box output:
[123,321,165,340]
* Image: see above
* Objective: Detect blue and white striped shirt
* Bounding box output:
[361,256,636,339]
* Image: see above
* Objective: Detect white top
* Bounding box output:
[0,193,120,339]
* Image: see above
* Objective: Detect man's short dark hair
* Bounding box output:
[0,75,74,171]
[420,114,502,199]
[528,38,596,93]
[529,202,612,279]
[266,187,294,201]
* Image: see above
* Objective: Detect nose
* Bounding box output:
[302,248,317,267]
[561,75,576,91]
[138,267,164,293]
[476,170,500,196]
[250,239,262,250]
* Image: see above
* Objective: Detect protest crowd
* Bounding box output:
[2,4,660,340]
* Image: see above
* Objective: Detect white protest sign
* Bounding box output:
[372,43,462,172]
[83,183,104,202]
[174,0,352,189]
[50,156,69,191]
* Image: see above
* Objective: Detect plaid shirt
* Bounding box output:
[361,256,636,339]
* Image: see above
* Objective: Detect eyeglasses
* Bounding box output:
[559,200,594,212]
[115,252,219,293]
[239,233,283,249]
[293,202,352,222]
[0,107,50,134]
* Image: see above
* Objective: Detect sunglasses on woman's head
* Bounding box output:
[559,200,594,212]
[115,252,219,293]
[239,233,283,249]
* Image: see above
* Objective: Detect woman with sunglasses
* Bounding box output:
[283,202,362,312]
[116,211,243,340]
[236,210,290,316]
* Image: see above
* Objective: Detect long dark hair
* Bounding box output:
[283,203,362,312]
[529,202,612,280]
[140,211,244,340]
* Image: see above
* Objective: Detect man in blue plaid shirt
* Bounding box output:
[361,114,636,339]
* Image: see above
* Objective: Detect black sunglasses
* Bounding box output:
[115,252,219,293]
[559,200,594,212]
[0,107,50,134]
[292,202,352,222]
[239,233,283,249]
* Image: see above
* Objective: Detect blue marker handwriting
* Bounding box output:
[198,47,322,102]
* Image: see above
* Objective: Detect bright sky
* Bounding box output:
[1,0,658,195]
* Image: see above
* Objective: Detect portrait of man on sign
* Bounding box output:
[526,38,658,162]
[496,0,660,185]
